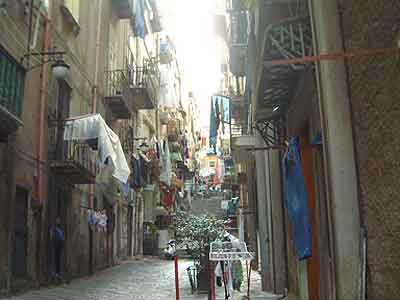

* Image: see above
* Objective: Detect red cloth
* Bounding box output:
[163,191,174,210]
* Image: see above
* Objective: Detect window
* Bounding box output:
[64,0,79,23]
[209,161,216,168]
[0,46,26,119]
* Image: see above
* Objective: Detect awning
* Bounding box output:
[63,114,131,184]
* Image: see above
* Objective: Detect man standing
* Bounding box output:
[52,217,65,279]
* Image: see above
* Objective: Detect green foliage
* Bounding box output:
[173,210,225,255]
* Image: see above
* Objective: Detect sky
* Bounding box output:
[158,0,223,127]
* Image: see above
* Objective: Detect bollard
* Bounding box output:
[175,256,180,300]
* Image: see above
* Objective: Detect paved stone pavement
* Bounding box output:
[6,258,282,300]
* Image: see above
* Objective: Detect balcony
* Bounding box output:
[128,60,159,110]
[50,140,98,184]
[230,95,245,121]
[228,9,249,76]
[105,70,132,119]
[112,0,133,19]
[116,120,134,155]
[0,46,25,141]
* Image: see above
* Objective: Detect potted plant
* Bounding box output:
[173,210,225,294]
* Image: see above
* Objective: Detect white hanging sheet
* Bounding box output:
[63,114,131,184]
[159,141,172,186]
[158,64,179,108]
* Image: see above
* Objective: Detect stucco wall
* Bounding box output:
[340,1,400,299]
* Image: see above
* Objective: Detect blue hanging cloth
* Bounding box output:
[282,137,312,260]
[209,97,218,151]
[135,0,146,38]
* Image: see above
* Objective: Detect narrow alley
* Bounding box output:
[0,0,399,299]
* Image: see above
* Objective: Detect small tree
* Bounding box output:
[173,210,225,257]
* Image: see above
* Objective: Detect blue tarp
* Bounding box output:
[282,137,312,260]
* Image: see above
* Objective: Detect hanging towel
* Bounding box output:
[282,136,312,260]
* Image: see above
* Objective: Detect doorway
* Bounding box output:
[127,206,133,257]
[12,187,29,277]
[300,130,320,300]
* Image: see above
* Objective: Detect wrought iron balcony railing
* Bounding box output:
[128,59,160,109]
[105,69,132,119]
[51,139,98,184]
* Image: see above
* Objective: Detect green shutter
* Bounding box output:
[0,46,26,118]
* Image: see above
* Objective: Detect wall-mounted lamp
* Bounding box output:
[22,48,70,81]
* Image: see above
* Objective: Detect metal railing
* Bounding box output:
[127,58,160,106]
[228,9,249,47]
[105,69,128,97]
[230,122,246,138]
[61,140,98,175]
[116,121,134,155]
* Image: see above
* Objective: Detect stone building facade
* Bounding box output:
[0,0,163,294]
[231,0,400,300]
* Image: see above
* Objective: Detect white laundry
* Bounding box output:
[63,114,130,184]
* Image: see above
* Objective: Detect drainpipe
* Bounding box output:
[92,0,102,115]
[308,0,361,299]
[90,0,103,209]
[37,0,50,212]
[36,2,51,285]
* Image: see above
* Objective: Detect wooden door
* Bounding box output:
[300,131,320,300]
[127,206,133,257]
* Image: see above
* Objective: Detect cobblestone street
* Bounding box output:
[5,258,281,300]
[7,258,200,300]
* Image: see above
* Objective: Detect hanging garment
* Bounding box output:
[232,261,243,291]
[163,191,174,210]
[282,136,312,260]
[123,181,130,198]
[140,154,149,185]
[159,65,179,108]
[131,155,142,189]
[209,97,219,149]
[159,141,172,186]
[134,0,146,38]
[63,114,130,183]
[215,261,223,287]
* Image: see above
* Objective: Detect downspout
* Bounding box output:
[37,0,49,211]
[90,0,103,209]
[37,3,51,284]
[92,0,102,115]
[88,0,103,274]
[336,5,367,299]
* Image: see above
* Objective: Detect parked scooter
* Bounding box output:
[163,239,176,260]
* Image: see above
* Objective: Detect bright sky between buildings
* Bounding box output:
[159,0,222,127]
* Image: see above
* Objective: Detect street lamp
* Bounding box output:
[51,59,70,80]
[22,48,70,81]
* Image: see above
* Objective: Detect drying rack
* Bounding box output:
[209,241,254,300]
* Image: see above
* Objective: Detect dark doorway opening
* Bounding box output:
[12,187,29,277]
